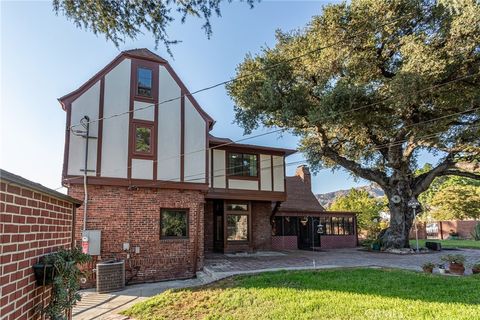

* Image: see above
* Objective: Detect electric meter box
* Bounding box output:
[81,230,101,256]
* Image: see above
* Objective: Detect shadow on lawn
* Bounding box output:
[194,268,480,305]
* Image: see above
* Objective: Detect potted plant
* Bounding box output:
[441,254,466,275]
[421,262,435,273]
[472,262,480,275]
[437,263,446,274]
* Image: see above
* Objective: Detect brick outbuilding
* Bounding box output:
[0,169,81,320]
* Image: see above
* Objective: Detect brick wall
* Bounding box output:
[204,201,214,253]
[271,236,298,250]
[68,184,205,285]
[251,201,272,250]
[204,200,273,253]
[0,181,75,320]
[411,220,479,240]
[320,235,357,248]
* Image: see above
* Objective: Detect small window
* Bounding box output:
[227,215,248,241]
[134,125,152,154]
[227,153,258,177]
[161,209,188,238]
[137,67,153,97]
[226,203,249,211]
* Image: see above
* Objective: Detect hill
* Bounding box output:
[316,184,384,208]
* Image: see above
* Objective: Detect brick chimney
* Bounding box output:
[295,165,311,190]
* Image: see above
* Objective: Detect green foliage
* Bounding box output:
[227,0,480,247]
[472,222,480,241]
[123,269,480,319]
[42,247,91,320]
[441,254,466,265]
[416,163,480,220]
[52,0,256,53]
[329,188,386,238]
[421,262,435,269]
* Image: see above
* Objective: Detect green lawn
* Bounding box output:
[410,239,480,249]
[122,269,480,320]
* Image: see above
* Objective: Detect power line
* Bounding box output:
[69,13,416,130]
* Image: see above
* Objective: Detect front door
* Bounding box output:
[298,217,320,250]
[213,200,224,252]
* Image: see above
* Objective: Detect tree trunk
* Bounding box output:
[380,181,414,249]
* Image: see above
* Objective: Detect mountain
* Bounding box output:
[315,184,385,208]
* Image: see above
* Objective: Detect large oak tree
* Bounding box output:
[227,0,480,248]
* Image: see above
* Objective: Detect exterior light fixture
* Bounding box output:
[407,197,421,253]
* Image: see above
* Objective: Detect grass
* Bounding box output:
[410,239,480,249]
[122,268,480,320]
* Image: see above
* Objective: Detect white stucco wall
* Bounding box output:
[67,81,100,176]
[272,155,285,192]
[260,154,272,191]
[101,59,131,178]
[228,179,259,190]
[133,101,155,121]
[157,65,181,181]
[131,159,153,180]
[184,98,206,183]
[212,149,226,188]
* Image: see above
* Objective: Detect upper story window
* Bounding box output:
[227,153,258,177]
[137,67,153,97]
[134,123,154,156]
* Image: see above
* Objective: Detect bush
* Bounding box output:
[440,254,466,265]
[42,247,91,320]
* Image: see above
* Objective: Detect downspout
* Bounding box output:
[80,116,90,231]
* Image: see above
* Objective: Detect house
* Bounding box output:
[59,49,356,284]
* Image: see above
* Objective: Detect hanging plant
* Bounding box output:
[42,247,92,320]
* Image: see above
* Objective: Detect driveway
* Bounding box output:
[73,248,480,319]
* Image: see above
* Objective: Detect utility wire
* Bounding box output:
[69,13,416,130]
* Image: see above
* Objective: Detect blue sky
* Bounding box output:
[1,0,437,194]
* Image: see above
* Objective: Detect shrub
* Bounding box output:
[422,262,435,269]
[42,247,91,320]
[441,254,466,265]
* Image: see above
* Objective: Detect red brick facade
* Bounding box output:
[68,185,205,284]
[204,200,273,253]
[0,180,76,320]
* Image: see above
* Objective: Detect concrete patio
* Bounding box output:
[72,248,480,319]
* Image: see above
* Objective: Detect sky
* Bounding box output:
[0,0,439,194]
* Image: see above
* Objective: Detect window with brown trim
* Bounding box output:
[133,123,154,156]
[137,67,153,97]
[160,209,188,239]
[227,153,258,177]
[225,201,250,242]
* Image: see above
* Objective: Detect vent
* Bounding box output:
[96,260,125,293]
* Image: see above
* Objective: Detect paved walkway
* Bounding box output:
[72,248,480,320]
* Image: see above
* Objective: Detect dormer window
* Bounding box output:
[137,67,153,97]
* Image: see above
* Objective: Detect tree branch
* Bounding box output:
[437,170,480,180]
[412,153,456,195]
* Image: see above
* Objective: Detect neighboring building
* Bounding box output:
[58,49,356,284]
[0,169,81,320]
